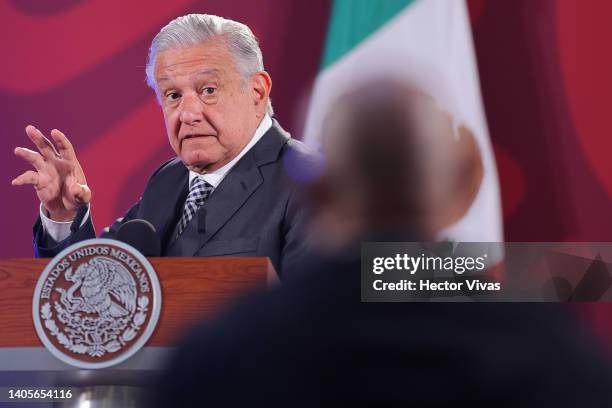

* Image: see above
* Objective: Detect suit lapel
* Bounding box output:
[196,153,263,252]
[194,121,290,254]
[139,159,189,250]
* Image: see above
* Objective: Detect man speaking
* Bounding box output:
[11,14,315,276]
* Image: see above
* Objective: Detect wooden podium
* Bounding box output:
[0,257,277,371]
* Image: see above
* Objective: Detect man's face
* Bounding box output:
[154,40,267,173]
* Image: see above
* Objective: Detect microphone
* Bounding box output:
[116,219,161,257]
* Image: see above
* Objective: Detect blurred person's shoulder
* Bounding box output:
[154,250,612,407]
[261,119,322,182]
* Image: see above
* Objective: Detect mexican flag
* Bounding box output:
[303,0,502,242]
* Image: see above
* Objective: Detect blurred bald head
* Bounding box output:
[313,80,483,245]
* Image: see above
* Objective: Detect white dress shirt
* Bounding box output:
[41,114,273,242]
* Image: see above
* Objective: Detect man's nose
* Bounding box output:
[179,94,205,125]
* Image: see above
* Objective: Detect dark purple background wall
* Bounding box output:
[471,0,612,242]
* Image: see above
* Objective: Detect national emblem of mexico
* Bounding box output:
[32,239,162,369]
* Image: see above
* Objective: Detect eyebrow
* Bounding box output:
[156,69,221,84]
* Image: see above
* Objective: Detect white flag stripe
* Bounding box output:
[303,0,502,242]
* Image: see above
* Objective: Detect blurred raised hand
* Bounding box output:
[12,126,91,221]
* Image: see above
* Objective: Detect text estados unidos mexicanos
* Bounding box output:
[372,253,487,275]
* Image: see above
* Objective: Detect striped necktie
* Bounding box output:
[177,177,214,236]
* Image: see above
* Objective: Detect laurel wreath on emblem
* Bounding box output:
[39,256,150,358]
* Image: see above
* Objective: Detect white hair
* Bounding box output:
[146,14,273,115]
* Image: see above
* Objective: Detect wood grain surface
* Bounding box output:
[0,257,274,347]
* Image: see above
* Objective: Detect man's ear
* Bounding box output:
[251,71,272,114]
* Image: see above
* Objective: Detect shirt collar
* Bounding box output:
[188,114,272,188]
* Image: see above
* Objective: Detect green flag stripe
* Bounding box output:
[320,0,416,69]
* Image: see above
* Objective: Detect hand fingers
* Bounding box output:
[14,147,45,170]
[25,125,60,160]
[50,129,77,161]
[11,170,39,187]
[69,183,92,205]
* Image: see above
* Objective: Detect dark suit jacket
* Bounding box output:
[33,121,318,277]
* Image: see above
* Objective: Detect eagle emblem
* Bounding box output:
[32,239,162,369]
[56,257,137,319]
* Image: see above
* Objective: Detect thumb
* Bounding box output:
[69,183,92,205]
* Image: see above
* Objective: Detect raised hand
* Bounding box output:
[12,126,91,221]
